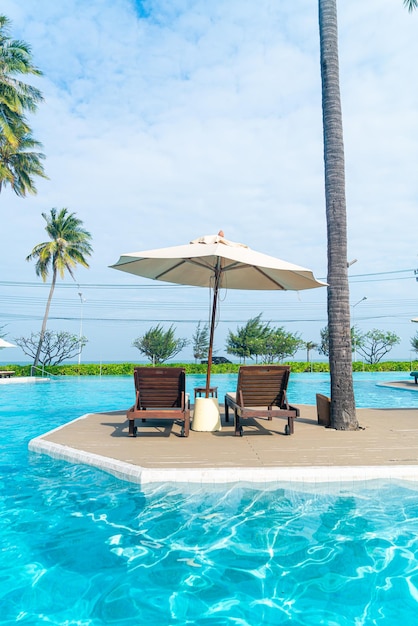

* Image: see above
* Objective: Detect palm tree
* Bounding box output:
[0,120,47,195]
[26,208,93,370]
[404,0,418,11]
[0,15,43,146]
[317,0,415,429]
[304,341,318,363]
[318,0,358,429]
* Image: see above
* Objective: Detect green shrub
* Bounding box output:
[4,360,417,377]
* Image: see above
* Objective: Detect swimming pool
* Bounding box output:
[2,373,418,624]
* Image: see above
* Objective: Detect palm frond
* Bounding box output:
[404,0,418,12]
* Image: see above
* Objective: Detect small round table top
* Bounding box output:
[194,386,218,398]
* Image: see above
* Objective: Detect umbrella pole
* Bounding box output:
[205,264,221,398]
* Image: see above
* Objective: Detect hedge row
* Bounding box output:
[2,360,418,377]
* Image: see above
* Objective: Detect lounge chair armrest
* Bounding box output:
[282,389,290,409]
[225,392,240,410]
[181,391,190,410]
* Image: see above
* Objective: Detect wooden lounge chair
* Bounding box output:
[0,370,15,378]
[127,367,190,437]
[316,393,331,427]
[224,365,299,436]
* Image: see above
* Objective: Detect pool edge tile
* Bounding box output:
[28,436,418,486]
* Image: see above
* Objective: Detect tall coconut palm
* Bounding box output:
[0,120,47,195]
[0,15,43,147]
[317,0,415,428]
[26,208,93,369]
[318,0,358,429]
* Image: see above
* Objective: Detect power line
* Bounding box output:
[0,268,416,289]
[0,280,192,289]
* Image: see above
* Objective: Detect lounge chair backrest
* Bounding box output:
[133,367,186,409]
[236,365,290,407]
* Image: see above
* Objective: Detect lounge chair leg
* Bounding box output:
[235,415,242,436]
[285,417,294,435]
[128,420,137,437]
[181,418,190,437]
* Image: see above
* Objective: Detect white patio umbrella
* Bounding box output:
[0,338,16,348]
[111,232,326,396]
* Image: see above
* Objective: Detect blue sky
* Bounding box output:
[1,0,418,363]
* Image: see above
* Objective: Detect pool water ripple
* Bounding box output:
[2,373,418,623]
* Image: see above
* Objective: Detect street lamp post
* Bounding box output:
[352,296,367,362]
[78,292,85,366]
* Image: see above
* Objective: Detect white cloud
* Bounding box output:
[1,0,418,363]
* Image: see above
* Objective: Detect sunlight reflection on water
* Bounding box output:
[1,372,418,624]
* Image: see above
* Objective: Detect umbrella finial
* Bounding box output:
[218,230,224,237]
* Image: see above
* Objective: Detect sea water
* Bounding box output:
[2,373,418,624]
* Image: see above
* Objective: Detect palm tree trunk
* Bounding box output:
[33,269,57,370]
[318,0,358,429]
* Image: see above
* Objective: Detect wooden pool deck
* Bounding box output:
[28,379,418,486]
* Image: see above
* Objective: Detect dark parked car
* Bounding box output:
[201,356,232,365]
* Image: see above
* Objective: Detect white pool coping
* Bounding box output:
[0,376,50,384]
[29,428,418,487]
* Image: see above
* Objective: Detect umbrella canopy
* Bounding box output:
[0,338,16,348]
[111,233,325,291]
[111,233,326,395]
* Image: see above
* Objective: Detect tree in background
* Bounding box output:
[192,322,209,362]
[0,14,46,196]
[244,314,272,363]
[226,314,271,363]
[0,120,47,195]
[260,328,302,363]
[133,324,189,365]
[0,15,43,142]
[15,330,87,366]
[356,330,401,365]
[304,341,318,363]
[226,314,301,364]
[404,1,418,11]
[411,332,418,355]
[26,208,93,370]
[318,326,329,357]
[319,325,365,358]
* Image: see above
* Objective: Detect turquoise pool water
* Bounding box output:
[2,373,418,624]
